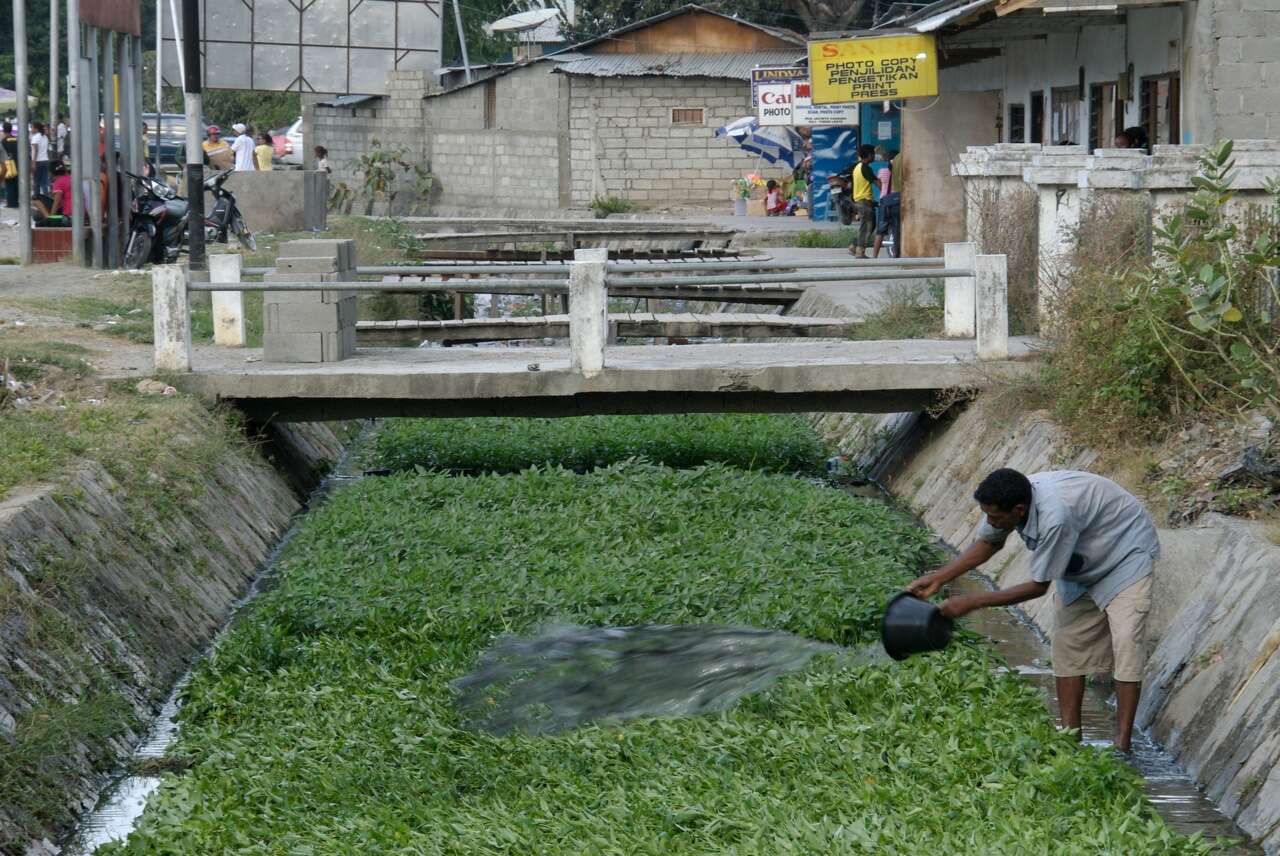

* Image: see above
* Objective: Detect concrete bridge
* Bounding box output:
[156,239,1030,422]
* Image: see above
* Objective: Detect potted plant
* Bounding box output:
[731,177,753,216]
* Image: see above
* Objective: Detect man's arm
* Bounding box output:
[906,539,1003,599]
[938,579,1050,619]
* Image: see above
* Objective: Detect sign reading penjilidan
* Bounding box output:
[751,67,859,127]
[808,33,938,104]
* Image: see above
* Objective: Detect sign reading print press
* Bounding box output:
[752,67,859,127]
[808,34,938,104]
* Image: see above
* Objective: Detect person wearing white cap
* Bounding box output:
[230,122,256,171]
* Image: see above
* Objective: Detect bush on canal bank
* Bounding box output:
[374,414,829,475]
[99,414,1221,854]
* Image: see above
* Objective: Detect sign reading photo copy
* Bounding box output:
[808,34,938,104]
[752,67,859,127]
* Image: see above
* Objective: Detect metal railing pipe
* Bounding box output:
[604,268,971,288]
[604,257,944,273]
[188,280,570,294]
[356,264,574,276]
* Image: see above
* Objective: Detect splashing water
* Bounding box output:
[453,624,888,735]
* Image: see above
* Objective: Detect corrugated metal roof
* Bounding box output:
[552,51,806,80]
[315,94,382,108]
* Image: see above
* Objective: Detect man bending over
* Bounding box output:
[907,468,1158,754]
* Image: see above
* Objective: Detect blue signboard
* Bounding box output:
[808,126,860,222]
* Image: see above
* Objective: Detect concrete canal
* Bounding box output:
[61,415,1253,854]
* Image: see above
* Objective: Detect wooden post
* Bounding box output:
[975,253,1009,360]
[208,254,245,346]
[943,241,976,338]
[152,265,192,372]
[569,248,608,376]
[452,291,464,321]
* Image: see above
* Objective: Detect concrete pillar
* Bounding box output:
[943,241,976,338]
[152,265,192,372]
[569,247,608,376]
[208,254,245,346]
[975,254,1009,361]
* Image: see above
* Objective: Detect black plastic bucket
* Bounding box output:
[880,592,955,661]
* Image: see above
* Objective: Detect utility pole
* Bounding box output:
[451,0,472,84]
[50,0,60,132]
[15,0,33,265]
[181,0,205,270]
[68,0,84,263]
[155,0,162,165]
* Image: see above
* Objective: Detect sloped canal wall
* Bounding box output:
[0,418,352,855]
[813,401,1280,853]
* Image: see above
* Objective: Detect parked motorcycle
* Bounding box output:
[826,174,855,226]
[123,169,256,268]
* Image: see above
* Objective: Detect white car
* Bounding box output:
[271,117,304,166]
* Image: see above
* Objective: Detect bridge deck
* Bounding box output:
[178,338,1041,421]
[355,313,854,345]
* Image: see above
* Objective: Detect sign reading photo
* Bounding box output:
[807,34,938,104]
[751,67,859,127]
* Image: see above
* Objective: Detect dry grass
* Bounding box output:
[968,183,1040,335]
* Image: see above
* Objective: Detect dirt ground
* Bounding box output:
[0,260,156,376]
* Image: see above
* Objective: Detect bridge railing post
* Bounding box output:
[209,253,245,346]
[975,253,1009,360]
[569,247,609,376]
[943,241,976,338]
[152,264,192,372]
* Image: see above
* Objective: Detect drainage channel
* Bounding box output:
[841,476,1257,852]
[63,465,1256,853]
[59,453,369,855]
[954,570,1256,852]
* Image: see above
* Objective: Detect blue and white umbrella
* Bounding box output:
[714,117,805,168]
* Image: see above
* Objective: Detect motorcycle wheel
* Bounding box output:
[124,231,153,270]
[233,215,257,252]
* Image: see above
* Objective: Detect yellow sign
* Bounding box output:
[808,34,938,104]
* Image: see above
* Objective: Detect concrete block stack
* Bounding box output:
[262,239,357,363]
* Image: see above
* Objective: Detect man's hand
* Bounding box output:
[938,595,982,619]
[906,573,945,599]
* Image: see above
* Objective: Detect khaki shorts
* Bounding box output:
[1051,575,1152,683]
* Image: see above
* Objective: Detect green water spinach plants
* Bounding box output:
[97,454,1222,854]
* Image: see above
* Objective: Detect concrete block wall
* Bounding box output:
[567,75,771,209]
[263,239,358,363]
[1208,0,1280,139]
[312,71,432,215]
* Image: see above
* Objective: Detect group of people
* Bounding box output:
[201,123,274,172]
[845,143,901,259]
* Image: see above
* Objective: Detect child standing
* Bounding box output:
[765,179,785,216]
[254,133,275,171]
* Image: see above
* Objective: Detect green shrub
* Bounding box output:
[590,196,636,218]
[789,228,857,248]
[1045,140,1280,443]
[373,414,829,475]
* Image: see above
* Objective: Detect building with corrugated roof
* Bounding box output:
[311,6,811,213]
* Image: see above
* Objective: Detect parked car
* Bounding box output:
[138,112,212,168]
[270,117,304,166]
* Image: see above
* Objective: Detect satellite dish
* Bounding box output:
[486,7,561,33]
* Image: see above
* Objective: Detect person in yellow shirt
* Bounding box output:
[848,144,877,258]
[254,132,274,171]
[202,126,234,171]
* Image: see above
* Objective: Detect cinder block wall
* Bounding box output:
[566,75,769,209]
[312,71,432,215]
[1207,0,1280,139]
[422,65,568,210]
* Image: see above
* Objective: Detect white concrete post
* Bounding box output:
[569,247,609,376]
[975,254,1009,360]
[943,241,977,338]
[208,254,246,346]
[152,265,192,372]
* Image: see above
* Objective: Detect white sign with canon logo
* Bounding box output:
[751,67,859,127]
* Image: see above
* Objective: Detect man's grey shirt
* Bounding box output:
[977,471,1159,607]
